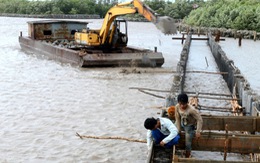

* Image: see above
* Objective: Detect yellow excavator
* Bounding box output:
[75,0,176,49]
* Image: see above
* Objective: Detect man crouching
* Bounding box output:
[144,117,180,149]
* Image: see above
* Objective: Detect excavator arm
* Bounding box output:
[75,0,176,48]
[99,4,137,45]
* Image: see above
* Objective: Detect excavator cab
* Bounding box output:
[110,19,128,48]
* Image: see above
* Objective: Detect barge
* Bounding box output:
[19,20,164,67]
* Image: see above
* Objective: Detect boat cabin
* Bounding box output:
[27,20,88,40]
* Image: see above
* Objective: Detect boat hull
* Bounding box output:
[19,36,164,67]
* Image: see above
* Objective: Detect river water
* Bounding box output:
[0,17,259,162]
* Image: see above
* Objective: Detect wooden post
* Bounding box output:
[238,34,242,47]
[234,30,237,39]
[215,30,220,42]
[224,124,228,161]
[205,57,209,67]
[172,145,177,163]
[198,27,200,37]
[181,33,185,44]
[186,27,190,34]
[253,31,257,41]
[179,24,181,34]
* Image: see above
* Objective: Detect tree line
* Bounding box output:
[184,0,260,32]
[0,0,114,17]
[0,0,203,18]
[0,0,259,31]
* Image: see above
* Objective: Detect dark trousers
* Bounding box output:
[152,129,180,148]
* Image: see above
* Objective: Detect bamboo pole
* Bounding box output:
[186,91,233,97]
[186,70,228,74]
[199,104,233,110]
[137,89,165,99]
[129,88,233,97]
[194,96,240,101]
[76,132,146,143]
[150,106,167,110]
[199,108,230,113]
[129,87,170,93]
[172,37,225,41]
[122,69,228,75]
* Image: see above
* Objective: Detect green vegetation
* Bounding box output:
[0,0,113,17]
[184,0,260,31]
[0,0,259,31]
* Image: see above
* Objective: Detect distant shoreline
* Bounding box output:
[0,13,100,19]
[0,13,152,22]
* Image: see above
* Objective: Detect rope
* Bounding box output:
[76,132,146,143]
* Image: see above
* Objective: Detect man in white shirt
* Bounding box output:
[144,117,180,149]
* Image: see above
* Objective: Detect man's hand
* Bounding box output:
[195,132,201,139]
[159,141,165,147]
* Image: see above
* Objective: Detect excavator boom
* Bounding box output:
[75,0,176,48]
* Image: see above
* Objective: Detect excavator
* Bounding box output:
[74,0,176,49]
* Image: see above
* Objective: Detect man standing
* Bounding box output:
[175,93,203,158]
[144,117,180,149]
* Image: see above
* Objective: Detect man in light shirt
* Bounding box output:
[144,117,180,149]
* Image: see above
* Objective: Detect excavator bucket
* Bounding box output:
[155,16,177,35]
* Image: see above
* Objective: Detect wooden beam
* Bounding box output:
[186,70,228,75]
[176,158,253,163]
[191,95,240,101]
[201,115,260,132]
[172,37,225,41]
[176,132,260,153]
[186,91,234,97]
